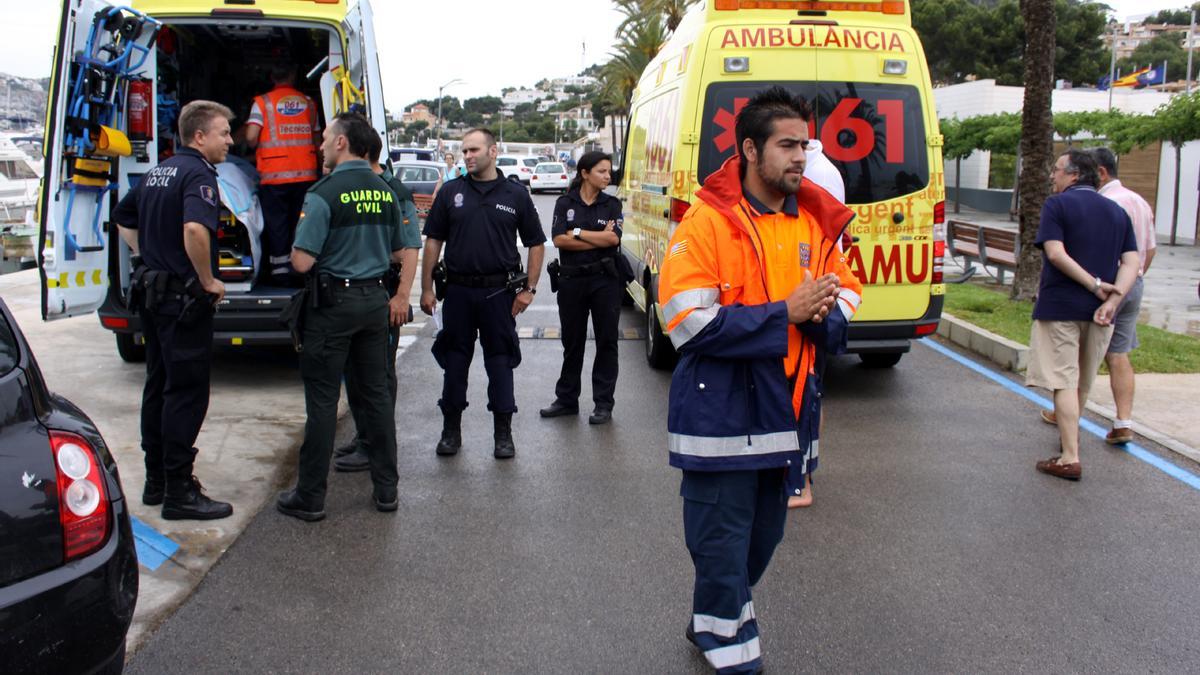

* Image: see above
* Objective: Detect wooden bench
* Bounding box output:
[947,219,1020,284]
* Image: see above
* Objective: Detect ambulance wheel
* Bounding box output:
[645,286,678,371]
[116,333,146,363]
[859,352,902,368]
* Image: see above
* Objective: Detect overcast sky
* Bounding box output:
[1,0,1194,107]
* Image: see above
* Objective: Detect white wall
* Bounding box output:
[1154,140,1200,244]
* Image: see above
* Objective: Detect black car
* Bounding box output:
[0,297,138,673]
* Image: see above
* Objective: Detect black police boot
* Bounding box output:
[334,448,371,472]
[162,476,233,521]
[539,401,579,418]
[589,409,613,425]
[334,438,361,458]
[493,412,516,460]
[436,410,462,456]
[142,474,165,506]
[276,489,326,522]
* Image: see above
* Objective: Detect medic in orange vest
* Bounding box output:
[244,64,321,282]
[658,87,861,674]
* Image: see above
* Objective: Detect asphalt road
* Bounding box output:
[127,192,1200,673]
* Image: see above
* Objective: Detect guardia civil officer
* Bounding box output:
[113,100,234,520]
[276,113,409,521]
[539,151,625,425]
[333,131,422,473]
[419,128,545,459]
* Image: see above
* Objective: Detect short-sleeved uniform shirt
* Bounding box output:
[1033,184,1137,321]
[422,172,545,275]
[293,159,404,280]
[551,188,623,266]
[380,168,422,249]
[112,147,220,279]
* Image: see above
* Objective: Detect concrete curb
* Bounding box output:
[935,312,1200,466]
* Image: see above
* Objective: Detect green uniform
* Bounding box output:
[292,159,403,507]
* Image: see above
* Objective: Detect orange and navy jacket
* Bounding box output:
[248,85,320,186]
[659,155,862,472]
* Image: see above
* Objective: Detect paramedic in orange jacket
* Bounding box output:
[659,87,861,674]
[244,64,321,282]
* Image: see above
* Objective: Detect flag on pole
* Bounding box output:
[1136,64,1166,87]
[1113,66,1151,88]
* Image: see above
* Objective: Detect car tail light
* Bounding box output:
[50,431,111,561]
[100,316,129,329]
[915,322,938,336]
[670,197,691,223]
[561,175,567,179]
[531,175,538,180]
[931,201,945,284]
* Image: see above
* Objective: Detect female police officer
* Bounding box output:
[539,151,625,425]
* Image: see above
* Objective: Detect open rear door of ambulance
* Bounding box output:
[342,0,389,149]
[40,0,159,320]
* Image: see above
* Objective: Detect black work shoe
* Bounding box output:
[276,489,326,522]
[436,431,462,456]
[142,477,165,506]
[334,439,361,458]
[494,412,516,459]
[589,409,613,425]
[685,622,699,649]
[334,449,371,472]
[162,476,233,521]
[373,486,399,512]
[539,401,579,418]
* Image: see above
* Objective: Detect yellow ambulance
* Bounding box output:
[618,0,946,369]
[39,0,387,361]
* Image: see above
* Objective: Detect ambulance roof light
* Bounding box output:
[715,0,907,14]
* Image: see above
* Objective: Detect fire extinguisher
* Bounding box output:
[127,78,153,142]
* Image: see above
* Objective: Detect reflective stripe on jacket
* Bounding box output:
[253,86,319,185]
[659,155,862,472]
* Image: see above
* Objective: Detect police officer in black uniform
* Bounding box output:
[420,128,545,459]
[539,151,625,425]
[113,100,234,520]
[275,113,408,521]
[333,130,422,473]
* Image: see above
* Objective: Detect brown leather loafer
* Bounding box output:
[1040,409,1057,425]
[1036,456,1081,480]
[1106,427,1133,445]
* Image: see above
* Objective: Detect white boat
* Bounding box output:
[0,131,42,225]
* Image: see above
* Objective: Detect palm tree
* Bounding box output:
[657,0,701,32]
[1012,0,1056,301]
[600,4,668,154]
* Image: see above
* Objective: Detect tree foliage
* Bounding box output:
[1117,31,1190,82]
[1142,4,1200,26]
[912,0,1108,86]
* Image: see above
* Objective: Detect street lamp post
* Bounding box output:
[437,78,464,150]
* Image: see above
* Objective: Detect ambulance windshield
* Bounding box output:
[698,82,928,205]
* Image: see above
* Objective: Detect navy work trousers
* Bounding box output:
[140,302,213,481]
[259,181,312,275]
[681,468,787,674]
[553,272,622,412]
[432,284,521,414]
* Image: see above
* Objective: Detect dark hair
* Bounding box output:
[366,129,384,164]
[569,151,612,192]
[464,128,497,147]
[735,86,812,174]
[330,113,375,159]
[269,64,294,85]
[1062,148,1100,189]
[178,100,234,144]
[1089,147,1118,178]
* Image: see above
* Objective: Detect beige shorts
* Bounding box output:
[1026,320,1114,397]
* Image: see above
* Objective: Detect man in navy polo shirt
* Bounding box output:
[1025,149,1139,481]
[419,128,545,460]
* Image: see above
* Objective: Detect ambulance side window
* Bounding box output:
[0,312,18,376]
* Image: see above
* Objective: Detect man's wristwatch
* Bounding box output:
[1092,276,1102,293]
[573,227,582,240]
[522,287,537,295]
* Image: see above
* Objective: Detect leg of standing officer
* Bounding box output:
[335,308,400,472]
[433,284,479,455]
[588,274,622,422]
[138,308,168,504]
[682,470,772,673]
[551,276,589,411]
[158,307,232,520]
[477,287,521,458]
[343,287,398,509]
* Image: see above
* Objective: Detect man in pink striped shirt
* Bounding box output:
[1092,148,1155,443]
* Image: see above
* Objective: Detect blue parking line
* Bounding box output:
[130,516,180,571]
[920,339,1200,491]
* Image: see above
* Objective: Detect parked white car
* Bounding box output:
[496,155,538,185]
[529,162,569,193]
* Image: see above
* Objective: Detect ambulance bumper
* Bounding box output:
[846,295,943,354]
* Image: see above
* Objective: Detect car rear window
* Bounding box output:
[497,158,518,166]
[0,312,18,376]
[537,164,564,173]
[698,81,929,205]
[522,158,539,167]
[400,167,440,182]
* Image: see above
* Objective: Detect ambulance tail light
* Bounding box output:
[932,200,946,284]
[670,198,691,223]
[50,431,111,562]
[715,0,906,13]
[915,322,938,337]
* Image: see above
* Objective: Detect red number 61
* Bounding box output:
[819,98,904,164]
